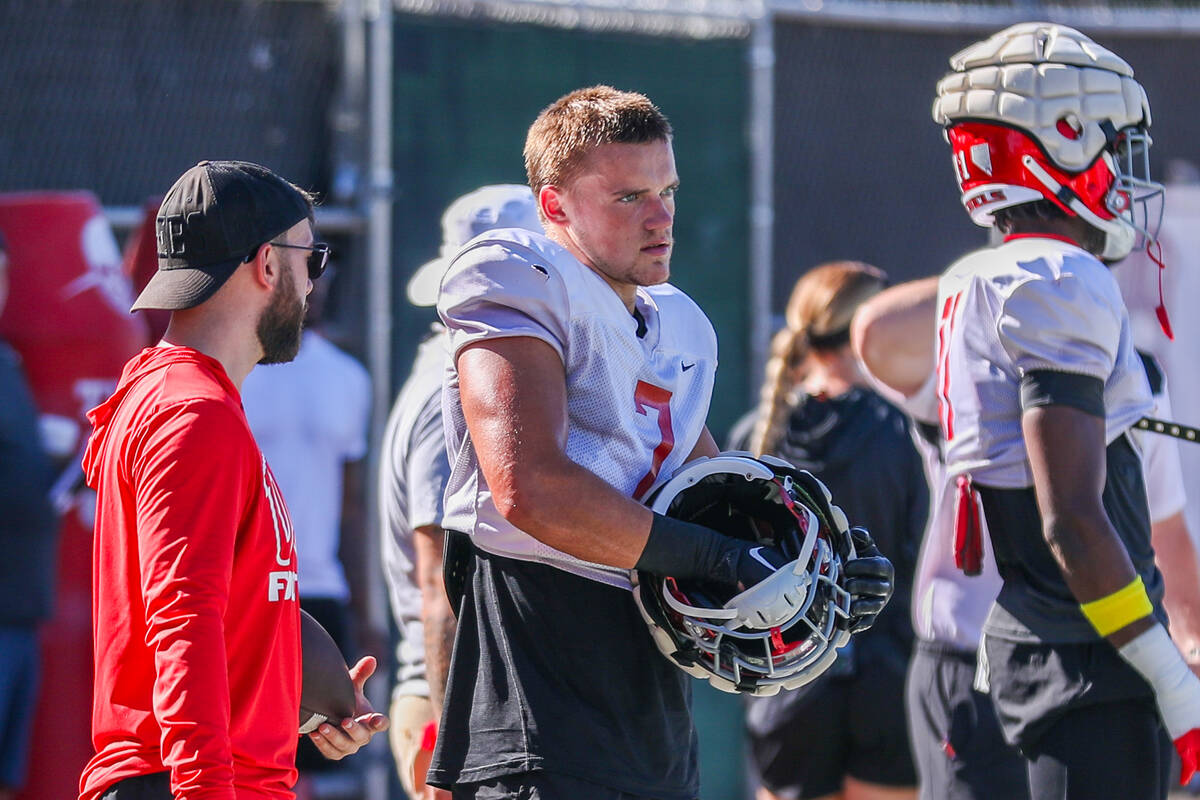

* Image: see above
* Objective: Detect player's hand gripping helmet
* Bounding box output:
[932,22,1163,261]
[631,453,855,697]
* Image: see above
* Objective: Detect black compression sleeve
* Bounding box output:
[635,513,742,585]
[1019,369,1105,417]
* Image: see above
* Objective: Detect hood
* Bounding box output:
[776,388,897,473]
[82,346,234,487]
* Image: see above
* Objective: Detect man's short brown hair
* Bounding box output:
[524,86,673,196]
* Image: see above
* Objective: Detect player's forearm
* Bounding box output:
[414,527,455,715]
[851,276,938,397]
[494,456,655,569]
[422,603,456,716]
[1042,511,1154,646]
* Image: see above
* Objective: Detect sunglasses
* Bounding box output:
[269,241,331,280]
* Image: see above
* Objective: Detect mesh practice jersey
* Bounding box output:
[437,227,717,588]
[934,236,1161,643]
[934,236,1152,488]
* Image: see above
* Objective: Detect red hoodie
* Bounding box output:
[79,346,301,800]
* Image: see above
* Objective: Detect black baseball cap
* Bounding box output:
[131,160,312,312]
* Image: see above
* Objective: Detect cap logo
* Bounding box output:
[157,214,187,257]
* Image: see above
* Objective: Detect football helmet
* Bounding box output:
[932,22,1162,261]
[631,453,855,697]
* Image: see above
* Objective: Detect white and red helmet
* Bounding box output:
[933,22,1162,261]
[631,454,855,697]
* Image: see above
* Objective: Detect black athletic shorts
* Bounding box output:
[745,645,916,799]
[905,641,1028,800]
[983,635,1172,799]
[452,769,696,800]
[1024,696,1172,799]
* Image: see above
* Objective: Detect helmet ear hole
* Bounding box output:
[1056,115,1083,141]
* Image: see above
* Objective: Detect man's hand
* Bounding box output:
[308,656,390,760]
[841,527,894,634]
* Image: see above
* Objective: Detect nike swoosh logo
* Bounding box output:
[748,546,776,571]
[682,362,695,371]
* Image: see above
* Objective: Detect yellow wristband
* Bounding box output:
[1080,576,1153,637]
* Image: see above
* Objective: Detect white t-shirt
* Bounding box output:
[241,331,371,600]
[437,227,718,589]
[885,375,1005,651]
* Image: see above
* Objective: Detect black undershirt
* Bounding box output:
[633,307,647,338]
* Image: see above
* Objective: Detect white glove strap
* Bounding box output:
[1118,623,1200,739]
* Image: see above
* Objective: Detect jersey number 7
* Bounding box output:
[634,381,675,499]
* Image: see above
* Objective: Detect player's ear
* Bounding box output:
[540,185,568,226]
[244,242,277,291]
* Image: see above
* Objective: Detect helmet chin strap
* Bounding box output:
[1147,239,1174,340]
[1020,155,1131,257]
[1021,155,1173,339]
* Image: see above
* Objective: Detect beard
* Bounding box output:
[256,265,306,364]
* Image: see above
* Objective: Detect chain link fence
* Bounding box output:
[0,0,339,205]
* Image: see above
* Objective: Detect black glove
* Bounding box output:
[635,513,789,593]
[841,526,894,634]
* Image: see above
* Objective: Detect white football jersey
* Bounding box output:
[935,236,1152,488]
[437,227,718,589]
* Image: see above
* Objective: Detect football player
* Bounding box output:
[856,279,1200,799]
[425,86,893,799]
[854,22,1200,799]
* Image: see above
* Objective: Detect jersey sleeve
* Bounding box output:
[996,273,1122,381]
[437,240,571,360]
[130,400,255,797]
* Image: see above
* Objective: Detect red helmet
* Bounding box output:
[934,23,1162,261]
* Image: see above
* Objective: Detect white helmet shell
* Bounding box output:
[933,23,1150,172]
[933,22,1162,261]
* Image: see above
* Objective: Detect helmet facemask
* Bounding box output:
[1107,127,1164,258]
